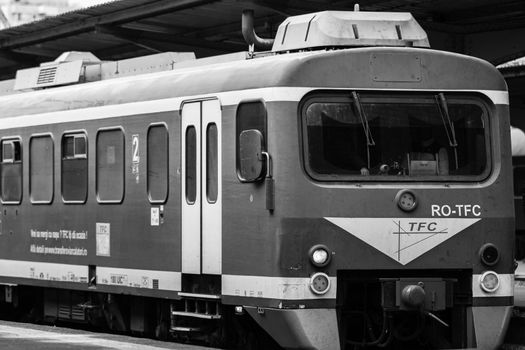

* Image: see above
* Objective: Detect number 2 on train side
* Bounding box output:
[132,135,140,163]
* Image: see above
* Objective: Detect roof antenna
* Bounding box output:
[354,3,360,11]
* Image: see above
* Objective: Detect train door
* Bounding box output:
[181,99,222,275]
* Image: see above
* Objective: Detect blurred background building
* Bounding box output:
[0,0,107,28]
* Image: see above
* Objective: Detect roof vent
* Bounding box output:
[272,11,430,52]
[14,51,101,91]
[13,51,196,91]
[37,66,58,85]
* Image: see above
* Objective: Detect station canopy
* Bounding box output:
[0,0,524,81]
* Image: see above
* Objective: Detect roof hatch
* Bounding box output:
[271,10,430,52]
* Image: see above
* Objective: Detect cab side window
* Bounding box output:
[236,101,267,181]
[1,139,22,204]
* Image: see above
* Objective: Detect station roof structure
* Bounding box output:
[1,0,525,125]
[0,0,524,81]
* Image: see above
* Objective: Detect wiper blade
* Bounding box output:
[435,92,458,169]
[435,93,458,147]
[352,91,375,146]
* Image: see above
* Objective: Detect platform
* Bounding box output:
[0,320,215,350]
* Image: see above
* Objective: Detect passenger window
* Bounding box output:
[97,129,124,203]
[236,101,267,181]
[30,135,53,203]
[206,123,218,203]
[62,133,88,203]
[185,126,197,204]
[1,139,22,204]
[147,125,169,203]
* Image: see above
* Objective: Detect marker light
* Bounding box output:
[479,243,500,267]
[480,271,500,293]
[308,245,331,267]
[310,272,331,295]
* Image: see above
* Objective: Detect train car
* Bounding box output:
[0,9,514,350]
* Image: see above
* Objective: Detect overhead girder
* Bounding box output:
[95,24,245,54]
[0,49,42,64]
[0,0,217,50]
[0,0,524,73]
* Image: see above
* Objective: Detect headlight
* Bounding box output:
[308,244,331,267]
[479,271,500,293]
[312,249,328,265]
[310,272,331,295]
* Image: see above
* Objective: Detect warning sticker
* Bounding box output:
[151,207,160,226]
[96,223,110,256]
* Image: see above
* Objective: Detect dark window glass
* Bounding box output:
[64,136,74,158]
[514,161,525,195]
[186,126,197,204]
[63,135,86,159]
[97,129,124,202]
[30,136,53,203]
[206,123,218,203]
[514,153,525,197]
[147,125,169,203]
[1,139,22,203]
[75,136,86,156]
[3,142,13,162]
[303,93,488,181]
[62,133,88,202]
[13,142,21,161]
[236,101,267,179]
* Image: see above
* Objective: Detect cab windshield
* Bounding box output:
[302,92,489,181]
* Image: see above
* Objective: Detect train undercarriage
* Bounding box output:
[0,284,281,350]
[337,270,472,349]
[0,270,514,350]
[246,270,511,350]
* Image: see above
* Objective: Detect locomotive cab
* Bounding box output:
[237,10,513,350]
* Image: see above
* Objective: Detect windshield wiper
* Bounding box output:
[435,93,458,168]
[352,91,375,170]
[352,91,375,147]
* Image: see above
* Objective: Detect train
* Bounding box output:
[0,8,515,350]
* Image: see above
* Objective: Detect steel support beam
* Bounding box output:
[95,25,243,54]
[0,49,42,64]
[0,0,218,49]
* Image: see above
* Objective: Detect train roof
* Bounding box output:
[0,46,507,119]
[0,10,507,119]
